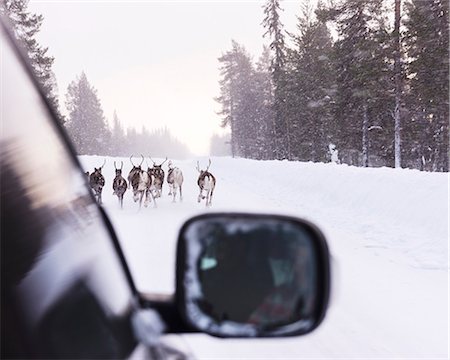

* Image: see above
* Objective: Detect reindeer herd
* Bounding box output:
[86,156,216,209]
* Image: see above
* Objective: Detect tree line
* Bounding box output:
[65,72,191,158]
[2,0,191,159]
[215,0,449,172]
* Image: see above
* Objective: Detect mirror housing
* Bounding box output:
[175,213,331,338]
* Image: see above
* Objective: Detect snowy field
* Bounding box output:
[79,155,448,359]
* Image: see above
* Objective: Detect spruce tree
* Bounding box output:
[288,1,336,162]
[0,0,64,123]
[262,0,289,159]
[65,72,111,155]
[403,0,449,171]
[254,46,275,160]
[393,0,402,168]
[318,0,393,167]
[216,42,239,157]
[215,41,261,158]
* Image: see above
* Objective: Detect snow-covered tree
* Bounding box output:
[216,41,263,158]
[212,0,447,172]
[287,1,336,162]
[392,0,402,168]
[403,0,449,172]
[318,0,393,167]
[0,0,64,124]
[253,46,275,159]
[262,0,290,159]
[65,72,111,155]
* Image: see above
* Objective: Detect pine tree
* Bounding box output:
[65,72,111,155]
[262,0,290,159]
[393,0,402,168]
[287,1,336,162]
[216,41,239,157]
[254,46,275,159]
[0,0,64,123]
[403,0,449,171]
[318,0,393,167]
[215,41,261,158]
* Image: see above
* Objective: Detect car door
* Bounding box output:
[1,20,139,359]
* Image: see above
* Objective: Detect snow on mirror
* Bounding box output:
[176,213,330,338]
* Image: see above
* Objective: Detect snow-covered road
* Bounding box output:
[80,156,448,359]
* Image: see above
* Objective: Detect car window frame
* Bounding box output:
[0,16,139,298]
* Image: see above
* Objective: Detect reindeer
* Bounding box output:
[149,156,167,198]
[128,155,154,209]
[112,161,128,208]
[128,155,144,188]
[196,159,216,207]
[89,159,106,205]
[167,160,183,202]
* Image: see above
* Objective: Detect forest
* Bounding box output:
[2,0,448,170]
[215,0,449,171]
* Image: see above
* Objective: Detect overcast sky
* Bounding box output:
[29,0,302,155]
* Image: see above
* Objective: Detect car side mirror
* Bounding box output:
[175,213,331,337]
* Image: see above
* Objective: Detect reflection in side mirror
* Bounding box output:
[176,213,331,338]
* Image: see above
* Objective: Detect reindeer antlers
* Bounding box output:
[196,159,212,172]
[130,155,144,167]
[100,159,106,169]
[149,156,168,166]
[114,161,123,170]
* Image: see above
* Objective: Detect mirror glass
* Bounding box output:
[178,214,329,337]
